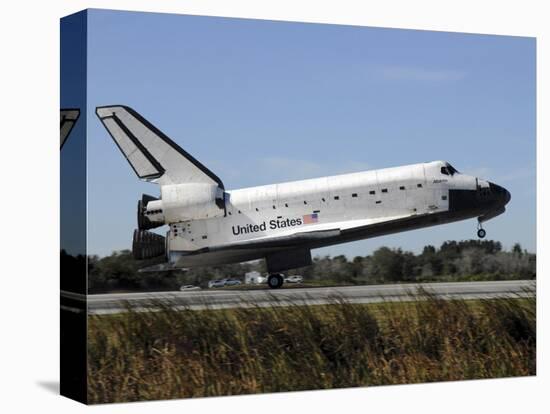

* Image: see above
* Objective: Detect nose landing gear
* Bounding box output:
[477,221,486,239]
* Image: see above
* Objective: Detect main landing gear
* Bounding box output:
[477,220,486,239]
[267,273,284,289]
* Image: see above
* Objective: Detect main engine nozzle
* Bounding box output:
[137,194,165,230]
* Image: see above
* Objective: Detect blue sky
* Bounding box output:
[82,9,536,257]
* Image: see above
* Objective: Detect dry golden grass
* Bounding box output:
[87,293,535,403]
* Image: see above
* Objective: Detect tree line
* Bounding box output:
[78,240,535,293]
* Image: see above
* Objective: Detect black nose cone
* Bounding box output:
[504,188,511,205]
[489,182,511,206]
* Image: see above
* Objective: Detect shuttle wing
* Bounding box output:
[211,228,343,251]
[96,105,224,188]
[186,213,414,256]
[176,228,341,261]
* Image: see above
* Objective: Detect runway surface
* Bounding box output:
[61,280,535,315]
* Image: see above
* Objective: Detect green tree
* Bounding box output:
[370,247,404,283]
[512,243,523,256]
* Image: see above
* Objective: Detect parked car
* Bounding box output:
[208,280,225,288]
[244,271,266,284]
[224,279,242,286]
[285,275,303,283]
[179,285,201,291]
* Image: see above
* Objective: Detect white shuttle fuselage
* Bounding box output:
[169,162,470,252]
[96,105,511,288]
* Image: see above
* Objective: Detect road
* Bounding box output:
[61,280,535,315]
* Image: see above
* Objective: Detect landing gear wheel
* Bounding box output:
[267,273,284,289]
[476,220,486,239]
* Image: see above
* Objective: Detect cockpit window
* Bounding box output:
[446,163,459,175]
[441,163,460,176]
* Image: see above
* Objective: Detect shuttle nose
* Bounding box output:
[489,182,511,206]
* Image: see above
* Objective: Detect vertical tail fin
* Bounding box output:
[60,108,80,149]
[96,105,224,189]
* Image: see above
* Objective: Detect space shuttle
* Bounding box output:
[96,105,511,289]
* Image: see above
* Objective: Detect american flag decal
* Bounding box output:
[303,213,319,224]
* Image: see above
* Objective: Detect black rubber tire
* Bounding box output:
[477,228,486,238]
[267,274,284,289]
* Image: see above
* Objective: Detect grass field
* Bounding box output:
[87,293,536,404]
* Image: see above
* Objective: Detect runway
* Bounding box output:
[61,280,535,315]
